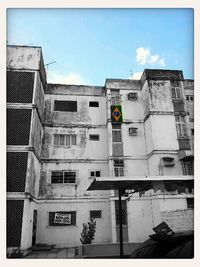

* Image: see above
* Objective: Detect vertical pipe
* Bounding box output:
[118,189,124,258]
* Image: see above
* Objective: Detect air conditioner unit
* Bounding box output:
[129,127,138,136]
[128,92,138,101]
[162,157,175,167]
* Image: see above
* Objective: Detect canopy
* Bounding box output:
[87,175,194,192]
[87,175,194,258]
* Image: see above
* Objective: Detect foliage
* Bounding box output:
[80,218,96,244]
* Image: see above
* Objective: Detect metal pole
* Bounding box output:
[118,189,124,258]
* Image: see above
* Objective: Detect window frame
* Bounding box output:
[89,101,99,107]
[90,210,102,219]
[51,170,77,184]
[90,170,101,177]
[112,123,122,143]
[175,115,188,138]
[114,159,124,177]
[181,159,194,175]
[53,134,77,147]
[89,134,100,141]
[54,100,77,112]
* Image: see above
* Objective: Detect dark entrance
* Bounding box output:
[32,210,37,246]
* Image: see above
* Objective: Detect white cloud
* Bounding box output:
[129,72,143,80]
[47,71,86,85]
[136,47,165,66]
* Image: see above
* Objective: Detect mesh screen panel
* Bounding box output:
[115,200,127,225]
[7,109,32,145]
[7,200,24,247]
[7,152,28,192]
[7,71,34,103]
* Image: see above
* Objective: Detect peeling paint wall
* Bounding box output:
[148,80,173,112]
[39,162,110,198]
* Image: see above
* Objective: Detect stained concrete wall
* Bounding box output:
[39,162,110,198]
[30,110,43,157]
[33,71,45,121]
[36,200,112,247]
[25,152,41,197]
[44,92,106,126]
[41,127,108,160]
[147,153,183,176]
[7,46,46,89]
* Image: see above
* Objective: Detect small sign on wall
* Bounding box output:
[54,213,71,224]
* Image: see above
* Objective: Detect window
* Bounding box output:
[111,89,121,105]
[186,198,194,209]
[191,129,194,135]
[181,158,194,175]
[51,171,76,184]
[49,211,76,226]
[114,159,124,177]
[171,81,182,100]
[89,101,99,107]
[90,210,102,219]
[186,95,194,101]
[89,134,100,141]
[90,171,101,177]
[54,100,77,112]
[112,124,122,143]
[54,134,77,147]
[175,115,187,137]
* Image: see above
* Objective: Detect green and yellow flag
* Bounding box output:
[111,105,123,122]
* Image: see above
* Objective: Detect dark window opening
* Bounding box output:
[89,101,99,107]
[54,100,77,112]
[89,134,100,141]
[90,171,101,177]
[181,158,194,175]
[191,129,194,135]
[90,210,102,219]
[186,198,194,209]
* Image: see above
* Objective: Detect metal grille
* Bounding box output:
[7,109,32,145]
[7,200,24,247]
[115,200,127,225]
[7,71,34,103]
[49,211,76,226]
[7,152,28,192]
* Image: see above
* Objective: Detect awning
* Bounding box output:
[87,175,194,258]
[87,176,194,192]
[179,150,194,160]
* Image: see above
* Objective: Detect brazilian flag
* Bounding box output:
[111,105,123,122]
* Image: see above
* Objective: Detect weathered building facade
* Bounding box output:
[6,45,194,255]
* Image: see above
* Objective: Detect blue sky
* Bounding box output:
[7,8,194,85]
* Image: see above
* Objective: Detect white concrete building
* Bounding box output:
[7,45,194,256]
